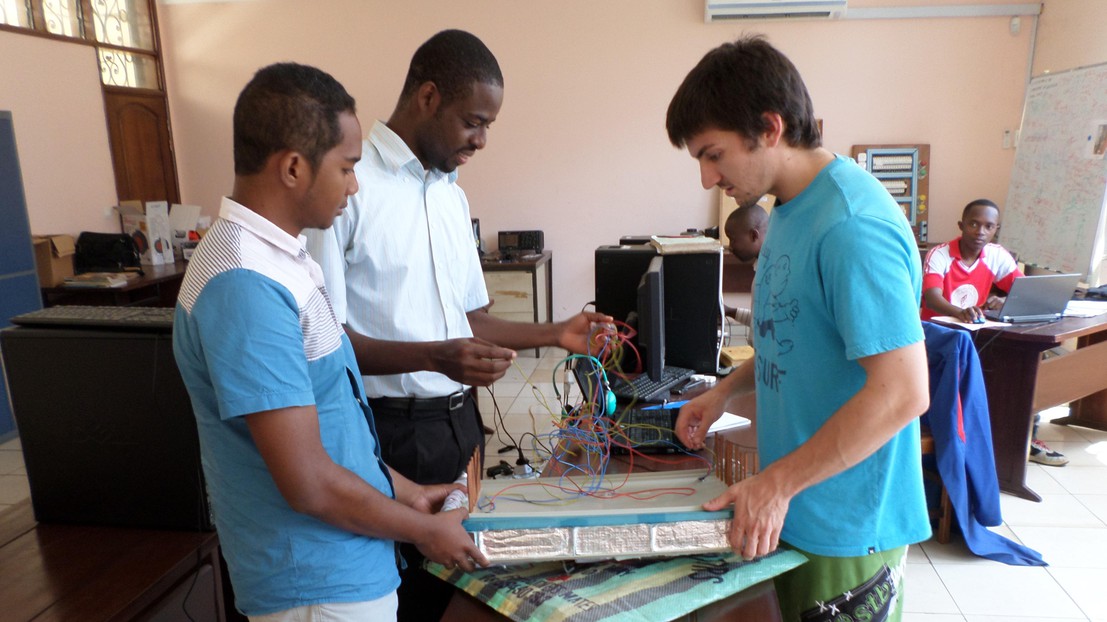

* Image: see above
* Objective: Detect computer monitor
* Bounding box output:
[636,256,665,381]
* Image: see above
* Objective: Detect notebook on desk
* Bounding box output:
[983,273,1081,323]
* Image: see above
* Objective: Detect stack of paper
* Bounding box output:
[63,272,134,288]
[649,235,721,255]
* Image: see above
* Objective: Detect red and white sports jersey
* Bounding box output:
[921,237,1023,319]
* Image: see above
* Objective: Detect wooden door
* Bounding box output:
[103,87,179,204]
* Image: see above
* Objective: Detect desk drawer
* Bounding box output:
[483,272,535,313]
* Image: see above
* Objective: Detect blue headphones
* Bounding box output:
[579,355,618,417]
[603,383,618,417]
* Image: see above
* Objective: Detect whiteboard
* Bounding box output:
[1001,62,1107,285]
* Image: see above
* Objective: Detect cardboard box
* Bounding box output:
[117,200,174,265]
[32,234,76,286]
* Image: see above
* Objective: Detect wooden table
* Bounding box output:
[41,260,187,307]
[972,313,1107,501]
[0,500,232,622]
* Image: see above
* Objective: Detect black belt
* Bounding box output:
[368,391,469,412]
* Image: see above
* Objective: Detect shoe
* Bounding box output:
[1029,439,1069,466]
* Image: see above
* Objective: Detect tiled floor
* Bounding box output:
[3,336,1105,620]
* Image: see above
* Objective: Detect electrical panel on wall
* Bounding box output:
[851,144,930,246]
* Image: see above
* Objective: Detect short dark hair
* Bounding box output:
[726,203,769,233]
[233,62,356,175]
[666,35,821,150]
[400,29,503,107]
[962,198,999,220]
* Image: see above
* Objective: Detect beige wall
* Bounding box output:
[158,0,1048,318]
[8,2,1101,318]
[1032,0,1107,76]
[0,31,118,235]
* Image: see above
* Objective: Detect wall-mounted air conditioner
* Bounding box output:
[705,0,848,22]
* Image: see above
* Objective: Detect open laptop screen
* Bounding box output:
[984,273,1081,323]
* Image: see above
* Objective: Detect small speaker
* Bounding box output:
[498,230,544,253]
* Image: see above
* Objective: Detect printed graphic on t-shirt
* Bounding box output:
[755,252,797,393]
[949,283,982,308]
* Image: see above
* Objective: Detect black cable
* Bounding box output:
[483,384,522,454]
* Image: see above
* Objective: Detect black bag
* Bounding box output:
[74,232,141,273]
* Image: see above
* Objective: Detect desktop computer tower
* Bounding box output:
[594,245,723,374]
[595,244,657,329]
[661,250,723,374]
[0,325,213,531]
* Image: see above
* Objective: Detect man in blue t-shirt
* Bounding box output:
[173,63,486,620]
[667,36,930,622]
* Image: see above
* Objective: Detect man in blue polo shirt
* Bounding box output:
[669,37,930,621]
[173,62,486,620]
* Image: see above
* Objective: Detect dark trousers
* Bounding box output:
[369,394,484,622]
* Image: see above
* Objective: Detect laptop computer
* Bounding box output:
[983,273,1081,323]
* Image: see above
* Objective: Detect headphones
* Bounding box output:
[562,355,618,417]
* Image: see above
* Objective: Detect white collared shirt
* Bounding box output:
[304,121,488,398]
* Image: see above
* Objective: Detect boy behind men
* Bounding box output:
[921,198,1068,466]
[667,35,931,621]
[173,63,486,621]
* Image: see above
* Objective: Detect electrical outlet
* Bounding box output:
[1003,129,1013,150]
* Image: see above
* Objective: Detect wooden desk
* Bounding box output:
[0,500,230,622]
[972,314,1107,501]
[41,261,187,308]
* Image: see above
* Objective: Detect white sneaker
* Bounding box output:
[1029,439,1068,466]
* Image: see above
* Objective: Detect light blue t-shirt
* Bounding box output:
[752,155,930,557]
[173,199,399,616]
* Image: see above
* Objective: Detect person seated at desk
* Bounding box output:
[722,203,767,327]
[921,198,1067,466]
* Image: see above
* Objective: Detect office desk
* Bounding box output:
[972,314,1107,501]
[0,500,230,622]
[41,261,187,308]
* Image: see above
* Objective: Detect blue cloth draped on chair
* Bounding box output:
[921,321,1046,566]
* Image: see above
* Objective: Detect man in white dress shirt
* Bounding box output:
[305,30,608,621]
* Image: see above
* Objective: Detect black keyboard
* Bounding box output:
[611,407,683,453]
[10,305,175,330]
[609,366,696,403]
